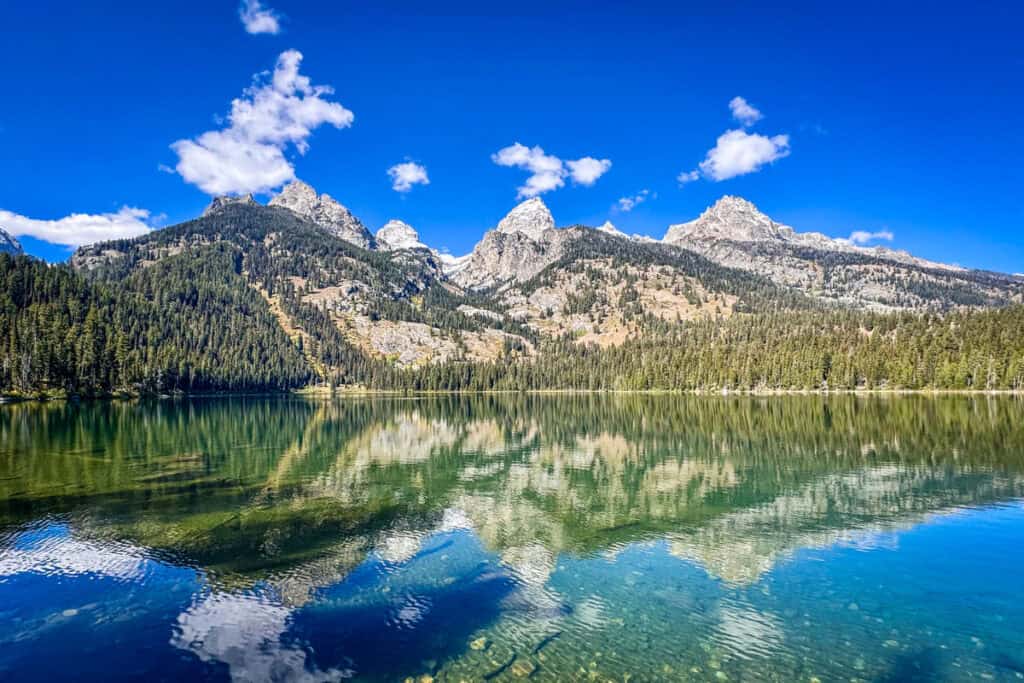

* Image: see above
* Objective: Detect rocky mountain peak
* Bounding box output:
[202,194,257,217]
[496,197,555,242]
[0,227,23,255]
[597,221,627,238]
[271,179,317,208]
[665,195,787,244]
[376,220,427,251]
[269,179,375,249]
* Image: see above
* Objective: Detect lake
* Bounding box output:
[1,395,1023,682]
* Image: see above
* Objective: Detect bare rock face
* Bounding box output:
[269,180,375,249]
[453,198,575,290]
[597,221,627,239]
[495,197,555,241]
[202,194,258,217]
[376,220,428,251]
[663,196,1021,310]
[0,227,23,255]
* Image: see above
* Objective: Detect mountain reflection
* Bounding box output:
[2,395,1023,595]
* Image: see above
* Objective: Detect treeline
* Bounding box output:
[4,250,1024,397]
[385,306,1024,392]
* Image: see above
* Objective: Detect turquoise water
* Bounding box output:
[1,396,1023,681]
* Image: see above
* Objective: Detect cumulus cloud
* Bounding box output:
[840,229,895,246]
[492,143,611,198]
[0,206,157,247]
[676,98,790,185]
[171,50,353,196]
[729,96,763,126]
[566,157,612,186]
[239,0,281,35]
[616,189,652,212]
[388,161,429,193]
[698,129,791,181]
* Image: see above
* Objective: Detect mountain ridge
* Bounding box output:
[2,186,1022,397]
[0,226,23,255]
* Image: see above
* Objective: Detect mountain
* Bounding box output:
[376,220,428,252]
[268,180,376,249]
[597,221,627,238]
[452,198,580,290]
[0,227,22,255]
[3,181,1023,397]
[69,198,531,378]
[663,196,1021,310]
[202,194,258,216]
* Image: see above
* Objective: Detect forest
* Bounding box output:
[3,251,1023,397]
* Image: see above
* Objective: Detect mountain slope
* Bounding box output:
[452,197,571,290]
[0,227,22,255]
[71,198,533,375]
[663,196,1022,310]
[268,180,376,249]
[4,184,1022,397]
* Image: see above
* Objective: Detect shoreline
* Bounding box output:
[3,386,1022,404]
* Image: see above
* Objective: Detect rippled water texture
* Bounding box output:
[2,396,1024,681]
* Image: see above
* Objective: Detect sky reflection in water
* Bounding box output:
[1,395,1023,681]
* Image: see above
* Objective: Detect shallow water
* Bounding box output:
[1,395,1023,681]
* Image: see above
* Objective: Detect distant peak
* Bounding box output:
[497,197,555,241]
[0,226,23,255]
[704,195,762,217]
[597,221,627,238]
[268,179,374,249]
[274,179,317,200]
[664,194,784,243]
[376,219,426,251]
[202,194,257,217]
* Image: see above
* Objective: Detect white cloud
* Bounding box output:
[676,98,790,186]
[492,143,565,197]
[492,143,611,198]
[729,96,763,126]
[616,189,652,212]
[841,229,895,246]
[566,157,612,186]
[0,206,157,247]
[677,169,700,185]
[171,50,353,196]
[388,161,429,193]
[239,0,281,35]
[698,129,791,181]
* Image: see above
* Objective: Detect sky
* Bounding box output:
[1,1,1022,271]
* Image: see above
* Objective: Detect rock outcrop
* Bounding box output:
[269,180,375,249]
[0,227,23,255]
[376,220,428,252]
[597,221,628,239]
[202,194,258,217]
[452,198,575,290]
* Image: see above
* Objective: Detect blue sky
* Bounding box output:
[2,1,1022,271]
